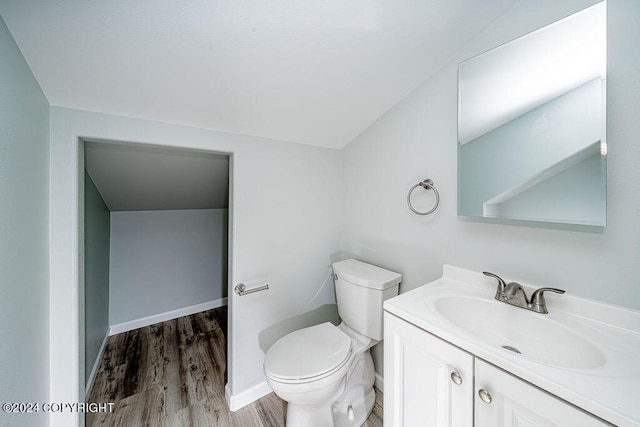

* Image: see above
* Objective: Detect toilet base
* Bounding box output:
[332,351,376,427]
[333,385,375,427]
[286,400,337,427]
[283,375,346,427]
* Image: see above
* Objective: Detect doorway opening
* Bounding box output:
[81,139,232,414]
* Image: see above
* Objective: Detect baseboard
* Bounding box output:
[374,372,384,392]
[85,331,109,396]
[225,381,273,412]
[109,297,228,335]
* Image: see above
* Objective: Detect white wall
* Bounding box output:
[342,0,640,374]
[49,107,341,425]
[0,16,50,427]
[109,209,227,325]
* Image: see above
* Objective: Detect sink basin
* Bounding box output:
[434,295,606,369]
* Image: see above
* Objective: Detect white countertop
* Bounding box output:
[384,265,640,427]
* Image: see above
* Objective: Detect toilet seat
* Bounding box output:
[264,322,352,384]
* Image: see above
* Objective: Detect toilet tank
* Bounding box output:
[332,259,401,341]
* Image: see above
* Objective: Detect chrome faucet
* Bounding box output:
[483,271,565,314]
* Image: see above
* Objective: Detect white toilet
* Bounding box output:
[264,259,401,427]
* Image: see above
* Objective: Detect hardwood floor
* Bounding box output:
[87,306,383,426]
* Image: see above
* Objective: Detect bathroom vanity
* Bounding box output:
[383,265,640,427]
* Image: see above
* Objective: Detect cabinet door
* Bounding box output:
[475,359,612,427]
[384,313,473,427]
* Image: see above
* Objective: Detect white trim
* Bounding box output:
[225,381,273,412]
[85,331,109,396]
[49,116,238,427]
[374,372,384,393]
[108,298,228,335]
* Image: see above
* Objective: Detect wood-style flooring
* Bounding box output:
[87,306,383,426]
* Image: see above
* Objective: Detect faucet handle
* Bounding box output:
[483,271,507,299]
[530,288,565,314]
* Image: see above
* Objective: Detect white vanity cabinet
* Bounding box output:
[383,265,640,426]
[384,312,611,427]
[475,359,611,427]
[384,312,473,427]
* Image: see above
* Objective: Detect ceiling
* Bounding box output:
[0,0,518,149]
[85,141,229,211]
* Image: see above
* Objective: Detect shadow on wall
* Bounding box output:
[258,252,346,353]
[258,303,341,353]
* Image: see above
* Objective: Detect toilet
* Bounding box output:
[264,259,401,427]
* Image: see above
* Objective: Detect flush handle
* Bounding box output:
[478,388,493,404]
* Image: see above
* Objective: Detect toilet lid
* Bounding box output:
[264,322,351,381]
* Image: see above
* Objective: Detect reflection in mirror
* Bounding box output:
[458,2,606,227]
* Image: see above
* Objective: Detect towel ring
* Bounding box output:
[407,179,439,215]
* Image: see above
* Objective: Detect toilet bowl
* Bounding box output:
[264,322,375,427]
[264,259,402,427]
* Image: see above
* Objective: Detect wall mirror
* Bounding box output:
[458,2,606,227]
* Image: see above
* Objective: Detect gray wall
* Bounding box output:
[109,208,228,325]
[0,16,50,427]
[341,0,640,374]
[84,171,110,387]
